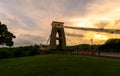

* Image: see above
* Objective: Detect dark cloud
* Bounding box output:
[94,19,120,29]
[0,0,43,30]
[94,21,109,28]
[66,32,84,38]
[29,0,98,17]
[60,0,98,16]
[14,13,38,30]
[14,34,46,46]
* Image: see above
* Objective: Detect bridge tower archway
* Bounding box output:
[50,21,66,49]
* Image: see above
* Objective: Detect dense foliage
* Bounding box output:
[0,44,99,59]
[0,22,16,46]
[99,38,120,53]
[0,45,40,59]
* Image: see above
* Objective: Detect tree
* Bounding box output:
[0,22,16,47]
[105,38,120,53]
[99,38,120,53]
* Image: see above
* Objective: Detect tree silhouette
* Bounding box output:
[0,22,16,47]
[99,38,120,53]
[105,38,120,53]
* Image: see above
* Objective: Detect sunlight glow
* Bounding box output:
[93,34,108,40]
[73,19,95,27]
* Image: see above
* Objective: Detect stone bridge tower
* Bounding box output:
[50,21,66,50]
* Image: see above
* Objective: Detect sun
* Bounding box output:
[93,34,109,40]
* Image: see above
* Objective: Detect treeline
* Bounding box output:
[0,38,120,59]
[0,45,43,59]
[0,44,98,59]
[67,38,120,53]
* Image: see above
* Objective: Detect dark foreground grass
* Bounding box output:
[0,54,120,76]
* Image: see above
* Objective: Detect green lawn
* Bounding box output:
[0,54,120,76]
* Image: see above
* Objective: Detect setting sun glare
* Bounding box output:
[93,34,108,40]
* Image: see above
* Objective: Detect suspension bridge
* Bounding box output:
[44,21,120,52]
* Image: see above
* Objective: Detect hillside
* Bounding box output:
[0,54,120,76]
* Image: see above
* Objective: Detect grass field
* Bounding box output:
[0,54,120,76]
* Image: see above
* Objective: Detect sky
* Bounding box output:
[0,0,120,46]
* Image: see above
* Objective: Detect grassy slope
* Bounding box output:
[0,54,120,76]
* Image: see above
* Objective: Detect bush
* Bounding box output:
[26,46,40,56]
[0,45,40,59]
[13,49,25,58]
[0,50,10,59]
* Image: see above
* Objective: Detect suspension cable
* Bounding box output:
[64,26,120,34]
